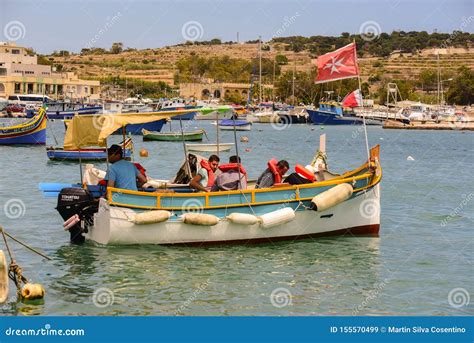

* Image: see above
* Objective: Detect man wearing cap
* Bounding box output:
[106,144,147,191]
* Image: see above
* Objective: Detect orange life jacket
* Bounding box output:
[134,163,147,179]
[200,160,215,187]
[218,163,248,180]
[295,164,316,182]
[267,158,282,184]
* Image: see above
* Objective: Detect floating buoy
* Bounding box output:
[245,148,251,152]
[320,126,325,130]
[407,156,415,161]
[182,213,219,226]
[226,213,260,225]
[133,210,171,225]
[240,136,249,143]
[0,250,8,304]
[310,183,353,212]
[139,148,149,157]
[21,283,45,301]
[258,207,295,229]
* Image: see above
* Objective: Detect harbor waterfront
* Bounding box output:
[0,120,472,316]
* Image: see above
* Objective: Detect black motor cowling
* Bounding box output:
[56,188,98,244]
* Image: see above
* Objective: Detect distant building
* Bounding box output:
[179,82,273,101]
[0,42,100,100]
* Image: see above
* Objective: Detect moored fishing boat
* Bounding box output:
[46,138,133,161]
[142,128,205,142]
[185,142,234,153]
[218,119,252,131]
[0,108,47,145]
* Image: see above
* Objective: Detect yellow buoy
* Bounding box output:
[240,136,249,143]
[0,250,8,304]
[139,148,149,157]
[21,283,45,300]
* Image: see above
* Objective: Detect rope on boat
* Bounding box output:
[0,226,46,300]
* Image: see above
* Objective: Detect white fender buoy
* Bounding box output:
[21,283,45,300]
[226,213,259,225]
[182,213,219,226]
[407,156,415,161]
[258,207,295,229]
[133,210,171,225]
[0,250,8,304]
[310,183,353,212]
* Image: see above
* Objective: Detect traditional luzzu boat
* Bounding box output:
[46,138,133,161]
[54,108,382,246]
[0,108,47,145]
[142,128,205,142]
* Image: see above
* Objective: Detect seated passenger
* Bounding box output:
[211,155,247,191]
[189,154,220,192]
[105,144,147,191]
[284,164,317,185]
[255,159,290,189]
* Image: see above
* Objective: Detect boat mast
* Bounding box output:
[259,36,262,103]
[292,47,296,106]
[437,50,441,109]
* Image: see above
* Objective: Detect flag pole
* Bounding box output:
[354,40,370,162]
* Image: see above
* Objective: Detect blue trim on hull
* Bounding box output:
[47,148,132,161]
[114,119,166,135]
[0,128,46,145]
[26,107,102,119]
[306,109,363,125]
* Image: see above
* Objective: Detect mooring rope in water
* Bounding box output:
[0,226,51,261]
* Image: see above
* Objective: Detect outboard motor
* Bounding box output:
[56,188,98,244]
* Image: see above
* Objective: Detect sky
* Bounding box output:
[1,0,473,53]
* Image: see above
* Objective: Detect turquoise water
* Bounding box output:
[0,119,472,316]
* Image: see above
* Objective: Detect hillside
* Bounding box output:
[50,43,474,89]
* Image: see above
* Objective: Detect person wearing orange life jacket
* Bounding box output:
[189,154,220,192]
[255,159,290,189]
[211,155,247,191]
[284,164,317,185]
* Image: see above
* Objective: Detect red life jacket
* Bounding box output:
[134,163,147,179]
[267,159,282,184]
[295,164,316,182]
[200,160,215,187]
[218,163,248,180]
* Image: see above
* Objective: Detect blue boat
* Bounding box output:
[0,109,47,145]
[218,119,252,131]
[306,102,365,125]
[114,118,166,135]
[46,139,133,161]
[27,103,102,119]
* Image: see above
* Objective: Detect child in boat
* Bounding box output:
[105,144,147,191]
[190,154,220,192]
[211,155,247,191]
[255,159,290,189]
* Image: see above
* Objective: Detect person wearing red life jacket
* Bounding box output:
[211,155,247,191]
[255,159,290,189]
[189,155,220,192]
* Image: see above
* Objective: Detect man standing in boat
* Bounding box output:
[189,155,220,192]
[106,144,147,191]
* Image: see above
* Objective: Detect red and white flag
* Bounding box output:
[342,89,363,108]
[315,43,359,83]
